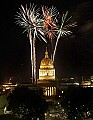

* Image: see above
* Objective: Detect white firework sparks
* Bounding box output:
[15,4,46,42]
[42,5,59,19]
[15,3,47,83]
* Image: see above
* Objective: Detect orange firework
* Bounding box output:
[42,5,58,40]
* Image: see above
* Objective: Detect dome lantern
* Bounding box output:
[45,47,48,58]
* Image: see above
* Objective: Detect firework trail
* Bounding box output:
[53,11,77,62]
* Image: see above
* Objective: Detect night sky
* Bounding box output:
[0,0,93,83]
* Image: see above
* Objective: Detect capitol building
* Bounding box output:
[38,48,56,97]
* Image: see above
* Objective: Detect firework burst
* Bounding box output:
[16,4,47,42]
[41,5,59,40]
[52,11,77,62]
[41,7,76,62]
[15,3,47,83]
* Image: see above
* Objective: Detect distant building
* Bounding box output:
[2,82,17,92]
[90,75,93,82]
[81,81,91,86]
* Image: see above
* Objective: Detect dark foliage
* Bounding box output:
[60,86,93,120]
[0,114,20,120]
[7,86,48,120]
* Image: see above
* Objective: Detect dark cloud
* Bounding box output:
[80,21,93,33]
[72,1,93,21]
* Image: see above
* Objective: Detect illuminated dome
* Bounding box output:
[39,48,55,80]
[40,48,54,69]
